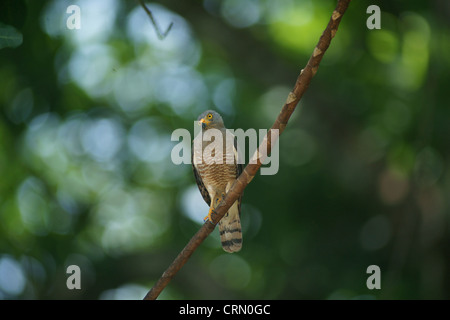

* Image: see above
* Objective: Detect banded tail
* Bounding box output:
[218,201,242,253]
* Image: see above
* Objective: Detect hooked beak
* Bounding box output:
[198,118,207,129]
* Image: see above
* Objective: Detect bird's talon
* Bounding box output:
[204,208,214,223]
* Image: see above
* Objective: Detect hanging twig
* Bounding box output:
[138,0,173,40]
[143,0,352,300]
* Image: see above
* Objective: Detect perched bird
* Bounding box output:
[192,110,243,253]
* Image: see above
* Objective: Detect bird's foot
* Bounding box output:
[204,195,225,223]
[203,207,215,223]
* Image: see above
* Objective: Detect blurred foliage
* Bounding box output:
[0,0,449,300]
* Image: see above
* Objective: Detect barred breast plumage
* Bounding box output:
[192,110,243,253]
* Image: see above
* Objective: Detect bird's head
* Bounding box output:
[197,110,224,130]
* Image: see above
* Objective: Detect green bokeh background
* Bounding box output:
[0,0,449,299]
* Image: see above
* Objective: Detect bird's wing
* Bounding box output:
[234,135,243,178]
[192,144,211,206]
[234,135,243,214]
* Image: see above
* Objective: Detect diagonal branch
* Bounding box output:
[143,0,351,300]
[138,0,173,40]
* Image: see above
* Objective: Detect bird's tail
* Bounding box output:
[218,200,242,253]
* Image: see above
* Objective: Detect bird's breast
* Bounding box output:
[193,145,237,190]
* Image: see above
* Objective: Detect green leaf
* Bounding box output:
[0,24,23,49]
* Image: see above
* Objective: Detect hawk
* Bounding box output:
[192,110,243,253]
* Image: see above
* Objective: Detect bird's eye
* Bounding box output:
[207,113,213,119]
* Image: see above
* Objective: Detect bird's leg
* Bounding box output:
[204,203,215,223]
[216,194,224,206]
[204,191,218,223]
[203,193,224,223]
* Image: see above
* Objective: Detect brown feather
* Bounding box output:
[191,112,244,253]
